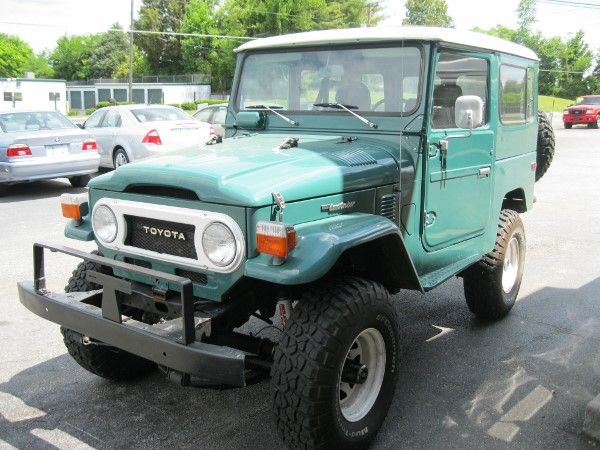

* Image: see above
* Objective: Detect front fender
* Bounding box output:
[244,213,422,292]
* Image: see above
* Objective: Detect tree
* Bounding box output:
[113,45,151,78]
[181,0,217,76]
[517,0,536,34]
[49,35,97,81]
[555,31,593,99]
[403,0,454,27]
[134,0,190,74]
[23,52,54,78]
[0,34,33,77]
[88,25,129,79]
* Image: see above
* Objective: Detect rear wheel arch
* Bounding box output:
[501,188,527,213]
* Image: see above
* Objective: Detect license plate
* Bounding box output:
[46,144,69,157]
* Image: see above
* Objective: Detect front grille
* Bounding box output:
[124,215,197,259]
[176,269,208,285]
[572,110,582,115]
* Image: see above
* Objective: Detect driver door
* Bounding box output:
[423,50,495,251]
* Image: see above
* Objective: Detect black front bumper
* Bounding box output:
[17,242,246,387]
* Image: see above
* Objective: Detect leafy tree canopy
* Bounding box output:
[403,0,454,27]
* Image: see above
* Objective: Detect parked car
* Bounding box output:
[193,103,228,137]
[18,27,554,449]
[0,110,99,195]
[563,95,600,128]
[81,105,212,168]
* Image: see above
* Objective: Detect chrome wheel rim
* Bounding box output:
[338,327,386,422]
[502,236,520,293]
[114,153,128,167]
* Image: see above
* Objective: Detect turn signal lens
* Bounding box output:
[7,144,32,157]
[82,139,97,151]
[60,193,89,220]
[142,129,162,145]
[256,221,297,259]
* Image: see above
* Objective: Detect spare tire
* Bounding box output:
[536,111,555,181]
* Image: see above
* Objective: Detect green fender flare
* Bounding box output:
[244,213,423,292]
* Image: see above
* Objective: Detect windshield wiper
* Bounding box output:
[313,102,378,129]
[246,105,299,126]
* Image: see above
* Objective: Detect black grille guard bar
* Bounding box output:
[17,242,246,386]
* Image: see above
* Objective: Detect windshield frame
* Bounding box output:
[232,42,425,118]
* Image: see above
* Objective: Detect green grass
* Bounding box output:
[539,95,573,112]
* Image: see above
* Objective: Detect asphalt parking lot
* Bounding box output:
[1,116,600,449]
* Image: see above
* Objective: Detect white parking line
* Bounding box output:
[30,428,96,450]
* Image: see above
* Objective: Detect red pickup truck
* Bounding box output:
[563,95,600,128]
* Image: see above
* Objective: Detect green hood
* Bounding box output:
[90,134,399,207]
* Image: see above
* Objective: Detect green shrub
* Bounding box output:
[85,108,96,116]
[67,110,79,117]
[181,101,196,110]
[168,103,181,108]
[195,99,228,106]
[96,101,112,108]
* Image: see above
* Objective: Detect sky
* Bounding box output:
[2,0,599,53]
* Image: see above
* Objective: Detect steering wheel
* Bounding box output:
[372,99,386,112]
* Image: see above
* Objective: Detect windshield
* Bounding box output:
[576,97,600,105]
[0,111,76,133]
[131,107,191,123]
[235,46,422,114]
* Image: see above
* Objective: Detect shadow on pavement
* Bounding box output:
[2,277,600,449]
[0,180,87,204]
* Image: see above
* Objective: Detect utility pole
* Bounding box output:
[128,0,134,104]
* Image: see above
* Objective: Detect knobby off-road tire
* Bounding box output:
[463,210,525,320]
[536,111,555,181]
[271,277,400,449]
[61,252,156,380]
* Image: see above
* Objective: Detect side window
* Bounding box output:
[102,110,122,128]
[84,110,106,129]
[194,109,212,122]
[500,64,527,124]
[526,68,535,120]
[213,107,227,125]
[432,52,488,129]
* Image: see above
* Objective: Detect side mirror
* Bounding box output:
[455,95,484,129]
[77,123,84,129]
[234,111,266,130]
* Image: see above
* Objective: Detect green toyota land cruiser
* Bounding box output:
[18,27,554,449]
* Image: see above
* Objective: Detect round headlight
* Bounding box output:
[202,222,236,267]
[92,205,118,243]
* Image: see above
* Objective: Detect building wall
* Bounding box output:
[66,83,211,110]
[0,79,67,114]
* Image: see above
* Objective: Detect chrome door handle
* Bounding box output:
[478,167,491,177]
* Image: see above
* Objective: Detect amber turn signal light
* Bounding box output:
[256,221,297,259]
[60,193,89,221]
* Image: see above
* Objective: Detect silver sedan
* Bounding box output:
[81,105,212,169]
[0,110,100,196]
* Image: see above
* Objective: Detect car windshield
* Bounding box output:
[576,97,600,105]
[235,46,422,114]
[0,111,76,133]
[130,107,191,123]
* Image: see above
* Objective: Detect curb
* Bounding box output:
[583,394,600,441]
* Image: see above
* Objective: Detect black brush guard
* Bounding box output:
[17,242,247,387]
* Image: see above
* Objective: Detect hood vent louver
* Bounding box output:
[379,193,398,221]
[330,149,378,167]
[124,185,199,201]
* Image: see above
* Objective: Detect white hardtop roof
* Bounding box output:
[235,26,538,61]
